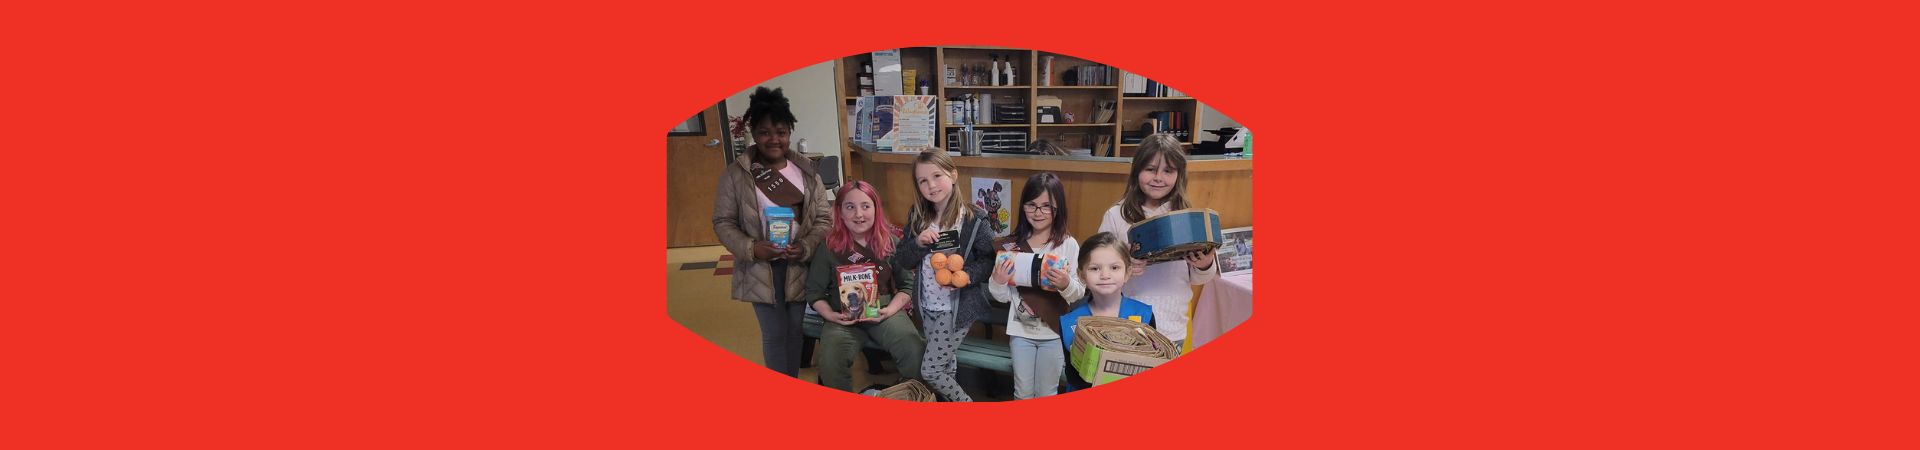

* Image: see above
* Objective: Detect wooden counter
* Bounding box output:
[844,144,1252,240]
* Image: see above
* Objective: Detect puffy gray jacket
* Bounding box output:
[711,152,832,304]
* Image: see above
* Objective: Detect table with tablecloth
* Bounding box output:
[1189,270,1253,349]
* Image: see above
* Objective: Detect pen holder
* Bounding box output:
[959,130,985,156]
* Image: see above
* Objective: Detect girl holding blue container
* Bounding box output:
[711,87,832,377]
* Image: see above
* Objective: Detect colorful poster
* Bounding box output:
[972,177,1011,237]
[891,95,937,152]
[1217,226,1253,275]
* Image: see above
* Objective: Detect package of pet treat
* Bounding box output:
[836,263,881,318]
[762,206,795,249]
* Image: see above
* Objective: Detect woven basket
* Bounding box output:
[873,379,936,402]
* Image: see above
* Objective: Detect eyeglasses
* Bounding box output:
[1022,203,1056,215]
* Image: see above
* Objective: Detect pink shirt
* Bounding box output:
[754,161,807,209]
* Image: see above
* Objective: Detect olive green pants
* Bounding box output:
[816,313,925,392]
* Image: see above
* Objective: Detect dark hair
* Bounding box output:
[1120,133,1190,222]
[1013,172,1070,248]
[1078,232,1131,273]
[744,86,797,129]
[1026,139,1066,156]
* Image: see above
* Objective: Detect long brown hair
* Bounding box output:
[906,149,971,231]
[1120,134,1190,222]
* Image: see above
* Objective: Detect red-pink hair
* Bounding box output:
[827,180,902,260]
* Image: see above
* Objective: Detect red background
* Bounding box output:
[6,0,1916,447]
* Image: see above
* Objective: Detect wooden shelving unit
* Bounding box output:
[834,47,1201,159]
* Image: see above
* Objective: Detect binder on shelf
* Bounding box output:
[1123,74,1187,97]
[872,49,903,96]
[1064,64,1114,87]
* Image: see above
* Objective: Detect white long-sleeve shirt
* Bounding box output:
[987,236,1085,340]
[1098,202,1220,342]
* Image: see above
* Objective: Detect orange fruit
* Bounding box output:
[935,269,953,286]
[946,255,965,272]
[930,252,949,268]
[950,271,970,288]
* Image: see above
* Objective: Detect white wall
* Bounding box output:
[1199,102,1241,130]
[724,60,844,162]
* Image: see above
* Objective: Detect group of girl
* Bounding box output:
[713,87,1218,401]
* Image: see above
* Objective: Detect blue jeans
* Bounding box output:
[752,300,804,378]
[1009,335,1064,399]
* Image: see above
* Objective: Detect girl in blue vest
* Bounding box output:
[1058,231,1156,392]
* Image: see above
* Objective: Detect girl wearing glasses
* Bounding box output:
[987,172,1084,399]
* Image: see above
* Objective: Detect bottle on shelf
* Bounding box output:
[990,54,1001,87]
[1003,58,1016,86]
